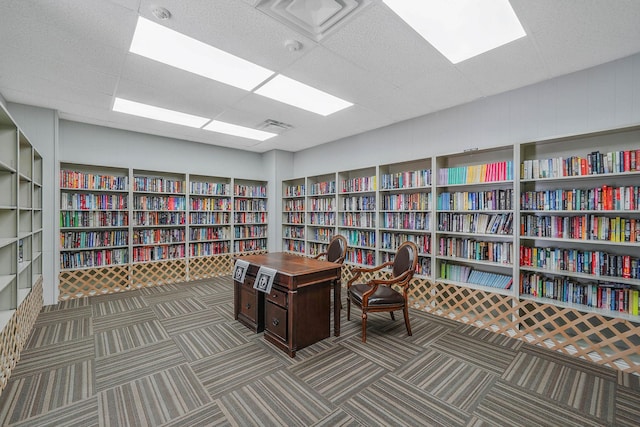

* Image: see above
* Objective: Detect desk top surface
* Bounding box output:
[239,252,341,276]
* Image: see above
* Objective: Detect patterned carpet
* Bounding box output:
[0,276,638,427]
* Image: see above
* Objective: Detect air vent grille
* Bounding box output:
[258,119,294,133]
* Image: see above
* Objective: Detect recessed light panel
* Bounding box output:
[129,17,274,91]
[384,0,526,64]
[255,74,353,116]
[113,97,210,128]
[203,120,277,141]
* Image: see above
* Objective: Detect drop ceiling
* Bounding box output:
[1,0,639,153]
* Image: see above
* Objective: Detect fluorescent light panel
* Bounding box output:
[130,17,274,91]
[113,97,209,128]
[384,0,526,64]
[203,120,276,141]
[255,75,353,116]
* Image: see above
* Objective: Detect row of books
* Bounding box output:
[308,212,335,226]
[284,184,304,197]
[521,185,640,211]
[60,170,128,191]
[61,193,127,210]
[309,181,336,196]
[310,228,333,242]
[283,225,304,239]
[189,212,229,225]
[190,198,231,212]
[233,212,267,224]
[346,248,375,266]
[437,212,513,235]
[134,211,185,226]
[340,176,377,193]
[190,241,230,256]
[521,149,640,180]
[133,196,186,211]
[380,232,431,254]
[439,263,512,288]
[341,229,376,248]
[133,228,185,245]
[189,182,230,196]
[341,195,376,211]
[60,211,128,228]
[438,161,514,185]
[437,189,513,211]
[520,272,639,315]
[381,192,432,211]
[60,230,128,249]
[234,199,267,211]
[379,169,432,190]
[134,177,185,193]
[520,246,639,279]
[283,199,305,212]
[438,238,513,265]
[284,212,304,224]
[235,225,267,238]
[308,197,335,211]
[133,244,185,262]
[190,227,230,241]
[234,184,267,198]
[381,212,430,231]
[60,249,128,269]
[307,242,329,256]
[234,239,267,252]
[380,252,432,276]
[284,240,305,253]
[520,214,639,242]
[340,212,376,228]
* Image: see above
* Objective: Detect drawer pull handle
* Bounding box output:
[245,303,251,309]
[272,318,279,326]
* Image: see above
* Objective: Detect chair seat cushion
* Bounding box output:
[349,283,404,306]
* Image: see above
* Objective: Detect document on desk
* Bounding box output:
[254,266,277,294]
[233,259,249,283]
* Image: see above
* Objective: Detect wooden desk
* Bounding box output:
[233,253,341,357]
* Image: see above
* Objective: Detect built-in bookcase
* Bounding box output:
[282,178,305,254]
[306,173,337,257]
[232,179,267,253]
[338,167,377,266]
[188,175,231,258]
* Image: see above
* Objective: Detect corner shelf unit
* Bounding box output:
[58,163,268,298]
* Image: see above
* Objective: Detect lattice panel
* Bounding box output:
[16,278,44,349]
[188,255,234,280]
[58,265,131,300]
[514,300,640,374]
[132,259,187,289]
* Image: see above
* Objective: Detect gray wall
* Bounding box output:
[292,53,640,176]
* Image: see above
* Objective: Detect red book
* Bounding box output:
[623,255,631,278]
[580,158,587,175]
[624,150,631,172]
[637,149,640,171]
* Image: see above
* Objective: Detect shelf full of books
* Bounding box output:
[282,178,305,255]
[306,173,337,257]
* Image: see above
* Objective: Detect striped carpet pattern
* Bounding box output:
[0,276,638,426]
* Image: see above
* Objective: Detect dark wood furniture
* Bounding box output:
[347,241,418,342]
[233,252,342,357]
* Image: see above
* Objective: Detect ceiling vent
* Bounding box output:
[253,0,372,41]
[258,119,295,133]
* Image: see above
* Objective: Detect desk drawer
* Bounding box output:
[266,288,287,308]
[239,283,258,323]
[266,302,287,342]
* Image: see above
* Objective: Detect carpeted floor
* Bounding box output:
[0,276,638,426]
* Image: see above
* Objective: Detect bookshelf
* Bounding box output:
[233,179,268,253]
[338,167,377,267]
[282,178,305,254]
[379,160,433,278]
[519,127,640,319]
[306,173,337,257]
[188,175,232,258]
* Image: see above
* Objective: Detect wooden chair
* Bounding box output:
[313,235,347,264]
[346,241,418,342]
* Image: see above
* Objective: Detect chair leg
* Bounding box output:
[361,312,367,343]
[346,295,351,320]
[390,311,395,320]
[403,306,412,336]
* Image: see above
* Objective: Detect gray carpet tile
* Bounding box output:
[95,319,170,357]
[98,364,210,427]
[472,379,607,427]
[218,370,333,426]
[395,348,497,412]
[95,339,187,392]
[2,275,637,426]
[289,345,388,403]
[342,373,471,427]
[0,360,94,425]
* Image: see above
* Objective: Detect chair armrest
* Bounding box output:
[347,261,393,288]
[313,251,327,260]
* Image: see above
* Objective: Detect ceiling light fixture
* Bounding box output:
[255,74,353,116]
[203,120,277,141]
[383,0,526,64]
[113,97,209,128]
[129,17,275,91]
